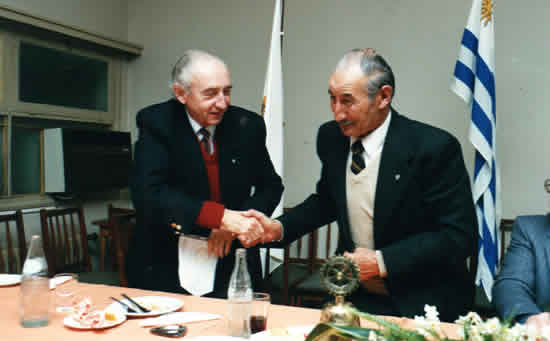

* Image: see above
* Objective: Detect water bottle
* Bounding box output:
[227,248,252,338]
[20,235,50,328]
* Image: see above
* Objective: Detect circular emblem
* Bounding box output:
[320,256,360,297]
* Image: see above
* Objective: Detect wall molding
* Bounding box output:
[0,4,142,57]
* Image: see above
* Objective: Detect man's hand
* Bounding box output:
[526,312,550,335]
[208,229,235,258]
[240,209,283,247]
[344,248,380,282]
[220,209,264,244]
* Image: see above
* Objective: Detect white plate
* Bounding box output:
[117,296,184,317]
[251,325,314,340]
[63,311,126,330]
[0,274,21,286]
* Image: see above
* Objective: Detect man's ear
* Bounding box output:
[173,84,187,105]
[377,85,393,109]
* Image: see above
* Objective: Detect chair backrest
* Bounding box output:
[40,206,91,277]
[0,210,27,273]
[107,204,136,287]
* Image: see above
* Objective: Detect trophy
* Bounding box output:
[319,256,361,329]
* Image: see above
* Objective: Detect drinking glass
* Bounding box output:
[53,273,79,313]
[250,292,270,334]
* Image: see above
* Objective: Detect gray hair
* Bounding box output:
[171,50,227,92]
[335,48,395,100]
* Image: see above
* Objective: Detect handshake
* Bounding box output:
[220,209,283,248]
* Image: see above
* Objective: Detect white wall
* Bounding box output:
[281,0,550,219]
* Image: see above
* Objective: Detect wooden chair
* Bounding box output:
[0,210,27,273]
[99,204,136,272]
[40,206,120,285]
[107,205,136,287]
[264,217,336,307]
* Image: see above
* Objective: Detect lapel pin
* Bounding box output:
[232,159,236,164]
[395,174,400,181]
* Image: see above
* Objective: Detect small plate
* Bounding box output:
[251,325,314,340]
[116,296,184,317]
[0,274,21,286]
[63,310,126,330]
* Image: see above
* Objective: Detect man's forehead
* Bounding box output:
[191,66,231,90]
[329,70,367,93]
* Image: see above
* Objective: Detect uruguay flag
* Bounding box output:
[450,0,500,301]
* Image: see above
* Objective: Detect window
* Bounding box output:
[0,29,125,209]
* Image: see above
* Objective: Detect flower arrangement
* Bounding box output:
[305,305,541,341]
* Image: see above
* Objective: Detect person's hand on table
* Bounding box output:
[344,248,380,282]
[221,209,264,245]
[208,229,235,257]
[240,209,282,247]
[526,312,550,335]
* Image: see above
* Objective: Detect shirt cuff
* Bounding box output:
[195,201,225,229]
[376,250,388,278]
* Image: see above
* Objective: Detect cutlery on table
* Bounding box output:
[122,293,151,313]
[110,296,138,313]
[150,325,187,337]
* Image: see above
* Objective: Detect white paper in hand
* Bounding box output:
[178,235,217,296]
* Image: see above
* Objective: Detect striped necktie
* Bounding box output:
[199,128,212,154]
[351,140,365,175]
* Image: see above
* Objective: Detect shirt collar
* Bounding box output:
[186,110,216,137]
[350,110,392,158]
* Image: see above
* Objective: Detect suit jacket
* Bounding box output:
[128,98,283,297]
[493,215,550,323]
[278,110,477,321]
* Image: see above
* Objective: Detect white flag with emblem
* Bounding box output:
[450,0,500,301]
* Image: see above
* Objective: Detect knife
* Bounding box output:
[121,293,151,313]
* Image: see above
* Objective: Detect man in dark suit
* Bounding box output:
[128,50,283,297]
[247,48,477,321]
[493,215,550,332]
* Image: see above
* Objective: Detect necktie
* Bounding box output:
[199,128,212,154]
[351,140,365,175]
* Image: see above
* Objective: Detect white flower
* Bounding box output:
[456,311,483,326]
[540,326,550,341]
[480,317,501,334]
[424,305,440,322]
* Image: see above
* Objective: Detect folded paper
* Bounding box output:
[178,235,217,296]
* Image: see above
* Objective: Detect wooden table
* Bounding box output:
[1,282,460,340]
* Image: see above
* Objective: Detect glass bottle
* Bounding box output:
[20,235,50,328]
[227,248,252,338]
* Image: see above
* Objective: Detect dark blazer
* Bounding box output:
[128,98,283,297]
[493,215,550,323]
[278,110,477,321]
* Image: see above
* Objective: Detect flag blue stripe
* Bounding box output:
[461,29,479,54]
[471,100,493,146]
[454,61,475,92]
[474,56,496,120]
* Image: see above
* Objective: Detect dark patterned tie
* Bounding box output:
[199,128,212,154]
[351,140,365,175]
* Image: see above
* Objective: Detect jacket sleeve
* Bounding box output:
[493,218,541,323]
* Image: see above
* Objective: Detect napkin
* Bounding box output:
[178,235,218,296]
[139,312,221,327]
[49,275,73,290]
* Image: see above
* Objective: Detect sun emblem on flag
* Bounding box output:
[481,0,494,26]
[261,96,267,117]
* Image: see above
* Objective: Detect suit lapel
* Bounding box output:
[214,110,238,204]
[374,112,414,234]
